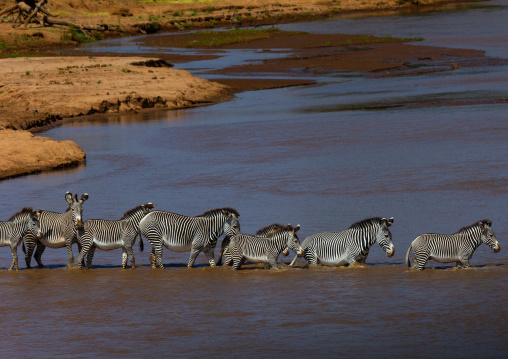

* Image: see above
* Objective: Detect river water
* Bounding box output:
[1,1,508,357]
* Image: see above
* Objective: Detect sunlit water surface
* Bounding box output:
[1,2,508,357]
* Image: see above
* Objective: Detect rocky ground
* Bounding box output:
[0,0,476,180]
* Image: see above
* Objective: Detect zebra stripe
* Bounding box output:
[0,208,42,270]
[77,203,154,269]
[139,207,240,268]
[229,224,303,270]
[24,192,88,268]
[405,219,500,270]
[290,217,395,267]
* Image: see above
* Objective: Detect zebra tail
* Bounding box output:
[405,244,412,267]
[138,229,144,252]
[216,249,224,266]
[22,241,26,254]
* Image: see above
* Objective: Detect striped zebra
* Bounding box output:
[228,224,303,270]
[217,223,284,266]
[290,217,395,267]
[405,219,500,270]
[77,203,154,270]
[24,192,88,268]
[0,208,42,270]
[139,207,240,268]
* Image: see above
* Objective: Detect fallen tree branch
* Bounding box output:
[23,0,47,28]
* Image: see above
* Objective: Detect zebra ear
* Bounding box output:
[293,224,301,233]
[146,202,155,209]
[387,217,394,226]
[65,192,73,204]
[80,193,89,202]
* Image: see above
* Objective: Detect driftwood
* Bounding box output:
[0,0,111,32]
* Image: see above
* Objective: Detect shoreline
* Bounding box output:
[0,0,490,181]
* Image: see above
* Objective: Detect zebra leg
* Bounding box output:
[224,252,233,266]
[9,245,18,271]
[457,258,471,268]
[152,246,164,269]
[304,251,318,266]
[34,242,46,268]
[77,241,86,268]
[232,256,246,270]
[65,241,75,267]
[413,254,428,271]
[187,245,202,268]
[149,248,156,268]
[86,246,96,268]
[126,246,135,269]
[77,244,90,270]
[267,256,279,269]
[24,233,37,269]
[203,247,216,267]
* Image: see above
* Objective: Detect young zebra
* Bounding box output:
[77,203,154,269]
[228,224,304,270]
[24,192,88,268]
[139,207,240,268]
[217,223,285,266]
[0,208,42,270]
[290,217,395,267]
[406,219,500,270]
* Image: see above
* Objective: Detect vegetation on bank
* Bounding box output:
[155,28,424,49]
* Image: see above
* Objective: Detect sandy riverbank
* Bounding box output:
[0,56,231,179]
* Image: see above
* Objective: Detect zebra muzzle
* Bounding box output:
[386,247,395,257]
[494,243,501,253]
[283,248,289,256]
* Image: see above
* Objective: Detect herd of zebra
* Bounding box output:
[0,192,501,271]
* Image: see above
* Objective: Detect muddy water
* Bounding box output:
[2,2,508,358]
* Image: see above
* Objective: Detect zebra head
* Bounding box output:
[222,209,240,236]
[479,220,501,253]
[30,210,43,239]
[65,192,89,230]
[275,224,303,257]
[376,217,395,257]
[287,224,304,257]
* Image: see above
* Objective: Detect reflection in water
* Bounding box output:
[1,2,508,358]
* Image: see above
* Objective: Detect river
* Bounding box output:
[1,1,507,357]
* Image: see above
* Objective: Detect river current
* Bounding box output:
[1,1,508,357]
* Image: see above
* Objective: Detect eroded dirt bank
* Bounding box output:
[0,56,231,180]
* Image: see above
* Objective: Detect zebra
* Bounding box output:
[24,192,89,268]
[217,223,284,266]
[228,224,304,270]
[139,207,240,268]
[405,219,500,271]
[290,217,395,267]
[0,208,42,270]
[76,203,154,270]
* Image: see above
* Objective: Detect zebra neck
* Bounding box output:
[206,217,225,241]
[458,227,483,249]
[122,212,144,226]
[356,228,378,250]
[270,235,287,253]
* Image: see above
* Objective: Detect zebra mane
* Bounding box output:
[265,224,293,238]
[256,223,284,236]
[8,207,34,222]
[455,219,492,234]
[120,203,152,220]
[197,207,240,218]
[348,217,384,230]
